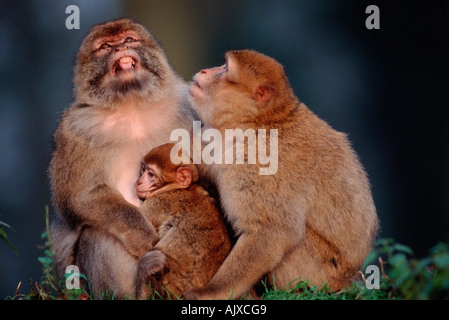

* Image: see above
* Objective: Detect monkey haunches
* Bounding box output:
[170,121,279,175]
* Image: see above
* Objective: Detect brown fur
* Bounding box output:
[184,50,379,299]
[49,18,196,298]
[136,144,231,299]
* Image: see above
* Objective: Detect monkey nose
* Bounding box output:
[115,45,128,52]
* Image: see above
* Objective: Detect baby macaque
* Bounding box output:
[136,143,231,299]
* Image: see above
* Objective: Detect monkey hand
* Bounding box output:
[135,249,169,299]
[138,249,168,278]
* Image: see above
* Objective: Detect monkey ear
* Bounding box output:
[254,86,272,106]
[176,167,192,189]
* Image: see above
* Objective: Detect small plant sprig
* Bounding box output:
[363,238,449,299]
[0,218,19,256]
[258,238,449,300]
[34,206,91,300]
[37,206,59,293]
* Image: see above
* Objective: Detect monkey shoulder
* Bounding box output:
[54,104,108,150]
[189,185,220,211]
[277,104,353,169]
[173,186,218,214]
[167,187,223,223]
[62,103,101,127]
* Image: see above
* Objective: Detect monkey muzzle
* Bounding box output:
[109,51,140,76]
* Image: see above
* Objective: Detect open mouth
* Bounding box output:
[113,56,136,74]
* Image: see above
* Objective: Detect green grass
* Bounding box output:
[5,210,449,300]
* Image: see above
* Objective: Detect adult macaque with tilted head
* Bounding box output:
[49,18,196,298]
[135,143,231,299]
[185,50,379,299]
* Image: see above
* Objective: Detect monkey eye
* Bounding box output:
[99,42,112,50]
[124,37,137,43]
[148,169,155,177]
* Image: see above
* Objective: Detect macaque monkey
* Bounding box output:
[135,143,231,299]
[185,50,379,299]
[49,18,196,298]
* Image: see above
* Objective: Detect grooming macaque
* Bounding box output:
[185,50,379,299]
[49,18,196,298]
[135,143,231,299]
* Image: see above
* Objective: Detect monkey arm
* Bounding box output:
[52,178,159,260]
[74,184,159,258]
[50,121,159,259]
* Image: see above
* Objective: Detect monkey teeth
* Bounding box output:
[114,56,136,74]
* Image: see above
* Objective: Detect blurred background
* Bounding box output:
[0,0,448,298]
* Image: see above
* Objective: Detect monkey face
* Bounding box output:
[93,32,140,76]
[74,19,170,105]
[92,32,144,92]
[190,63,228,100]
[189,55,258,128]
[137,144,199,200]
[136,163,163,200]
[189,50,293,129]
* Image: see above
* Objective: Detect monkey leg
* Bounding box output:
[184,231,290,300]
[149,254,204,300]
[270,237,356,292]
[270,246,333,290]
[50,215,80,278]
[76,184,158,259]
[76,228,139,299]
